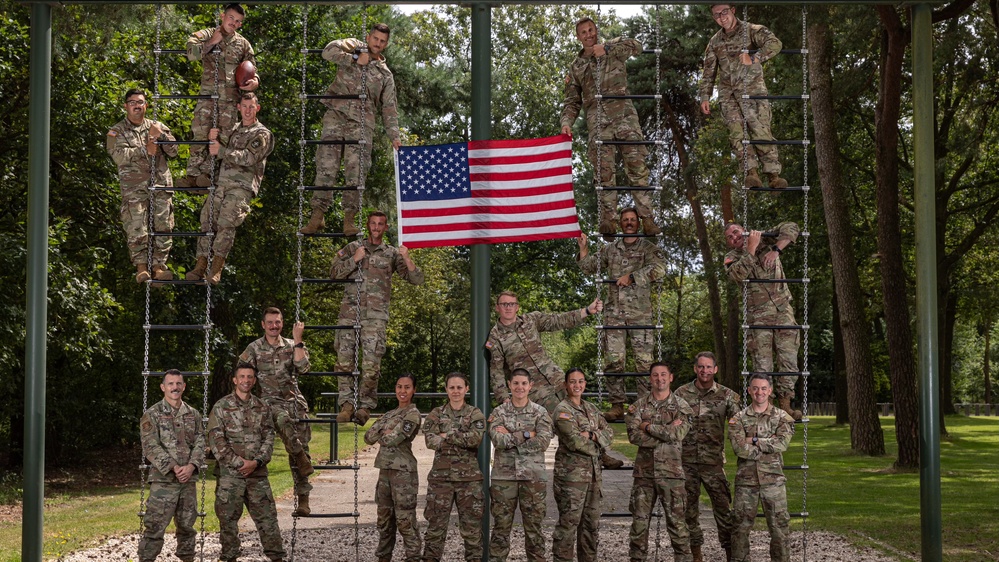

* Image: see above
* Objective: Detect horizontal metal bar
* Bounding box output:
[758,511,808,518]
[313,464,360,470]
[596,371,648,378]
[742,94,810,100]
[596,140,662,146]
[298,232,360,238]
[640,49,663,55]
[301,93,365,100]
[149,186,212,193]
[144,324,211,331]
[153,94,218,100]
[301,371,360,377]
[601,511,662,518]
[142,371,210,377]
[595,185,662,192]
[151,231,211,237]
[298,418,346,424]
[746,48,809,55]
[744,324,808,330]
[304,324,361,331]
[743,371,810,378]
[156,140,213,146]
[596,324,663,330]
[744,278,809,284]
[152,49,187,55]
[299,185,363,191]
[301,48,324,55]
[295,512,358,519]
[148,279,208,286]
[596,94,661,100]
[746,185,810,192]
[600,233,659,239]
[783,464,809,470]
[297,278,362,284]
[743,139,810,146]
[301,139,364,146]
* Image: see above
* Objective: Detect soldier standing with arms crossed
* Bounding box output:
[138,370,205,562]
[626,361,694,562]
[675,352,740,561]
[238,307,315,516]
[421,372,486,562]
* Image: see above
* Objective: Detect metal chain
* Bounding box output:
[653,5,664,364]
[800,7,810,561]
[353,10,368,558]
[741,278,749,408]
[592,6,605,410]
[740,5,751,227]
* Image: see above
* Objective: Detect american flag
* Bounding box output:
[394,134,581,249]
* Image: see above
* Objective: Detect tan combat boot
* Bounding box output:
[599,217,618,241]
[152,264,173,281]
[294,494,310,517]
[744,168,764,188]
[206,256,226,285]
[724,546,732,561]
[691,544,703,562]
[779,394,802,421]
[354,408,371,426]
[767,172,789,189]
[601,451,624,469]
[174,175,198,188]
[300,209,325,234]
[194,173,213,188]
[336,402,355,424]
[135,264,151,283]
[295,450,315,477]
[640,215,661,236]
[342,210,360,236]
[604,403,626,422]
[185,256,208,280]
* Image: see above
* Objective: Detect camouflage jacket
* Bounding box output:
[675,380,740,466]
[106,118,178,195]
[698,18,782,100]
[729,403,794,486]
[216,119,274,195]
[320,38,400,142]
[724,222,799,316]
[140,399,206,483]
[486,310,589,403]
[561,37,644,137]
[626,392,693,480]
[578,237,666,320]
[424,403,485,482]
[330,239,425,322]
[488,400,553,482]
[553,398,612,483]
[238,336,310,410]
[207,392,274,478]
[365,403,422,472]
[186,27,255,100]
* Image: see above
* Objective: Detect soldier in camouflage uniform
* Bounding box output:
[699,4,787,189]
[138,370,205,562]
[177,3,258,188]
[724,222,802,420]
[728,374,795,562]
[364,373,423,562]
[422,372,486,562]
[187,92,274,285]
[331,211,424,425]
[561,16,661,238]
[106,88,179,283]
[488,369,553,562]
[552,368,614,562]
[577,207,668,421]
[207,364,285,562]
[674,352,741,562]
[625,361,694,562]
[238,307,315,516]
[300,23,402,236]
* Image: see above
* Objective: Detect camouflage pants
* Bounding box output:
[187,97,240,177]
[195,184,253,260]
[587,129,653,223]
[121,189,174,267]
[375,468,422,561]
[214,476,285,562]
[552,478,601,562]
[268,401,313,495]
[719,95,781,175]
[137,481,197,562]
[531,386,567,419]
[311,111,370,214]
[601,314,654,405]
[335,318,387,411]
[683,462,734,549]
[747,302,799,399]
[422,479,485,561]
[489,479,547,562]
[628,477,692,562]
[732,482,789,562]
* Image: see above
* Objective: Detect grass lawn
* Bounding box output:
[611,414,998,562]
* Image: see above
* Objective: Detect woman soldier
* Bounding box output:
[421,372,486,561]
[552,368,615,562]
[364,373,423,562]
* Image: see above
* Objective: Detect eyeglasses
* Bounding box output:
[125,100,147,107]
[497,302,519,308]
[712,8,731,19]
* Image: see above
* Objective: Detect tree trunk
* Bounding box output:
[810,10,886,455]
[986,322,994,404]
[725,284,742,393]
[832,285,850,425]
[939,290,957,419]
[874,6,919,466]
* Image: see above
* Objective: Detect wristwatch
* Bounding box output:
[522,430,532,440]
[294,342,305,349]
[352,53,360,61]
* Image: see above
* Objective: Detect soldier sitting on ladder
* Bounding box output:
[577,207,667,422]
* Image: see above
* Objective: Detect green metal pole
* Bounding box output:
[470,3,492,560]
[23,3,52,561]
[911,4,942,561]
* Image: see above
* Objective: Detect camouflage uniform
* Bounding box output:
[195,119,274,260]
[106,117,178,267]
[330,239,425,410]
[724,222,800,399]
[486,309,590,415]
[561,37,655,222]
[675,380,741,550]
[552,398,613,562]
[698,19,783,175]
[422,403,486,562]
[625,392,694,562]
[185,27,255,178]
[578,238,667,405]
[728,404,795,562]
[311,38,401,214]
[138,399,205,562]
[207,392,285,562]
[364,403,423,561]
[487,400,553,562]
[239,336,313,495]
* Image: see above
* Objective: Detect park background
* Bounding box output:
[0,0,997,559]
